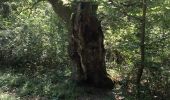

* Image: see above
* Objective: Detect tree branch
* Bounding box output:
[108,0,142,21]
[47,0,72,26]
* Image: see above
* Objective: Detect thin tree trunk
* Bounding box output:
[69,2,114,89]
[137,0,147,98]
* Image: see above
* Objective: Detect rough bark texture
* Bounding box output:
[69,2,114,89]
[48,0,72,25]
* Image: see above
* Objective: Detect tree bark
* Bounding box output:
[48,0,72,26]
[69,2,113,88]
[137,0,147,98]
[48,0,114,89]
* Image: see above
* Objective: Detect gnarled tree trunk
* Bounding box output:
[69,2,114,88]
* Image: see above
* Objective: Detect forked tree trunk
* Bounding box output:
[69,2,114,88]
[137,0,147,98]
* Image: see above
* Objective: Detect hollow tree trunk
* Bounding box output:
[69,2,114,88]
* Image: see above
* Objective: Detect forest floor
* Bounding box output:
[0,66,125,100]
[0,66,166,100]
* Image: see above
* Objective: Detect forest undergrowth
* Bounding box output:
[0,66,169,100]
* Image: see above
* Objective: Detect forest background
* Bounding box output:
[0,0,170,100]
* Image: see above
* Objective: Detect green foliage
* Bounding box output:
[0,0,170,99]
[0,68,114,100]
[99,0,170,99]
[0,1,69,69]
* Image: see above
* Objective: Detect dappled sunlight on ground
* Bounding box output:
[0,67,169,100]
[0,91,18,100]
